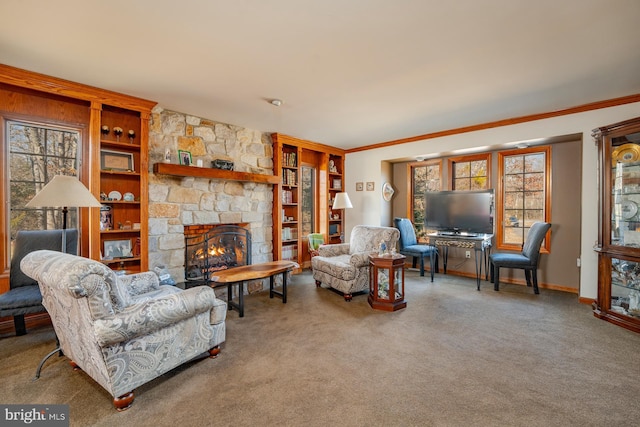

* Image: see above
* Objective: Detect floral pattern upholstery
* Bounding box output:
[20,250,226,404]
[311,225,399,300]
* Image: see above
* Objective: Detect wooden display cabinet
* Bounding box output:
[593,116,640,333]
[93,104,151,274]
[368,254,407,311]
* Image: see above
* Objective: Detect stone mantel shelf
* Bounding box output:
[153,163,280,185]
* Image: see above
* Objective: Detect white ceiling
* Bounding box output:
[1,0,640,150]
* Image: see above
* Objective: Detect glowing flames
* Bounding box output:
[193,245,227,260]
[184,225,251,282]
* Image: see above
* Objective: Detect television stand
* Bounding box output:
[427,233,493,290]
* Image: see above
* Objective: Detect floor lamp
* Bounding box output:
[25,174,102,253]
[24,174,102,379]
[332,192,353,242]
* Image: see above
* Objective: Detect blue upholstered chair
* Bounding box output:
[489,222,551,294]
[0,229,78,335]
[394,218,438,282]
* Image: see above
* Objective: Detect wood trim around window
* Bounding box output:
[447,153,491,191]
[496,145,552,253]
[407,159,443,228]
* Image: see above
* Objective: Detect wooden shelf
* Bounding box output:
[153,163,280,184]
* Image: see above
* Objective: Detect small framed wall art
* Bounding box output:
[355,182,364,191]
[100,149,134,172]
[178,150,192,166]
[103,239,133,260]
[366,182,375,191]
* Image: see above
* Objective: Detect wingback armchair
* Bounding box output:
[312,225,400,301]
[20,250,227,411]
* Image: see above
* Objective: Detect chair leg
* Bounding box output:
[419,256,425,277]
[14,315,27,336]
[494,266,500,291]
[490,263,494,284]
[429,252,435,282]
[412,257,418,269]
[524,270,532,287]
[532,270,540,294]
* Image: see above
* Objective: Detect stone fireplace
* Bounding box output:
[184,224,251,283]
[147,107,274,293]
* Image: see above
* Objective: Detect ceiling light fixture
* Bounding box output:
[270,99,283,107]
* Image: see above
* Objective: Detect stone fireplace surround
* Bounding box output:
[147,107,274,294]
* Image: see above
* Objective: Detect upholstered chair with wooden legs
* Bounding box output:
[489,222,551,294]
[21,250,227,411]
[312,225,400,301]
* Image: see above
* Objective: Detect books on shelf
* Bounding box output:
[282,169,297,186]
[282,189,294,204]
[283,151,297,168]
[282,227,298,241]
[282,244,298,260]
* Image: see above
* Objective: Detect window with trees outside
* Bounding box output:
[409,160,441,241]
[8,120,80,241]
[497,146,551,251]
[448,154,491,190]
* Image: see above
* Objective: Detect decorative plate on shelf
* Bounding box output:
[621,200,638,219]
[612,143,640,165]
[123,192,135,202]
[108,190,122,201]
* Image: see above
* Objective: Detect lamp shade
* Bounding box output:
[332,192,353,210]
[25,175,102,208]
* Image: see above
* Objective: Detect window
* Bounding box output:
[448,154,490,191]
[8,120,80,240]
[497,146,551,251]
[409,160,441,240]
[300,165,315,236]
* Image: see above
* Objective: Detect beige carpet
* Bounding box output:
[1,270,639,427]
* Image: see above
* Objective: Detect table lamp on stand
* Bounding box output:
[332,192,353,242]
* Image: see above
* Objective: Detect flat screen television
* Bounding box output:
[424,189,494,235]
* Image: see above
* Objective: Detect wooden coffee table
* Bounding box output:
[209,260,299,317]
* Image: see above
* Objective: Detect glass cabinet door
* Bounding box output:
[610,131,640,248]
[611,257,640,318]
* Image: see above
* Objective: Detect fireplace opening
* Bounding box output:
[184,224,251,284]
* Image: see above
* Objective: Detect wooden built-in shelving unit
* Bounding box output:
[272,133,345,269]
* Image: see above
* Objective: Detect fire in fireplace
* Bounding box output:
[184,224,251,283]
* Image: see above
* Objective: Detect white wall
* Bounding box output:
[344,102,640,299]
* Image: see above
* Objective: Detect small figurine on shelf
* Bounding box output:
[164,148,171,163]
[128,129,136,144]
[101,125,110,136]
[113,127,123,142]
[379,241,387,256]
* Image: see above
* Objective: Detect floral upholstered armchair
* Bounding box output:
[311,225,400,301]
[21,250,227,411]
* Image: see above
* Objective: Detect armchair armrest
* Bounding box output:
[93,286,221,346]
[350,252,376,268]
[118,271,160,297]
[317,243,350,257]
